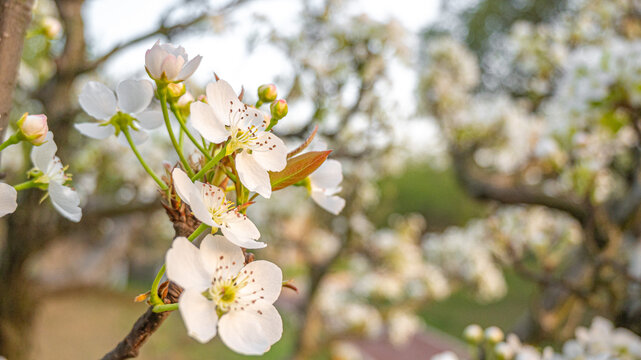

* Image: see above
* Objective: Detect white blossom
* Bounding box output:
[165,235,283,355]
[0,183,17,217]
[30,132,82,222]
[172,168,264,249]
[190,79,287,198]
[145,41,202,82]
[77,79,162,145]
[309,159,345,215]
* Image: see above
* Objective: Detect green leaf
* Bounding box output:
[270,150,331,191]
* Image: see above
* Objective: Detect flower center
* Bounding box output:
[208,200,235,225]
[207,278,242,313]
[227,125,258,154]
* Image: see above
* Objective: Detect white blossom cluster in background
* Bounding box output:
[433,317,641,360]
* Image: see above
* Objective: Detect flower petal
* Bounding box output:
[310,159,343,190]
[166,237,211,291]
[236,260,283,304]
[178,288,218,343]
[218,302,283,355]
[177,55,202,81]
[79,81,117,120]
[311,189,345,215]
[145,41,164,79]
[190,101,229,144]
[0,183,17,217]
[48,181,82,222]
[116,79,154,114]
[199,234,245,280]
[30,132,57,172]
[117,130,149,146]
[74,122,113,140]
[136,110,163,129]
[161,54,185,81]
[188,186,216,227]
[250,133,287,172]
[206,80,239,127]
[172,168,196,206]
[236,151,272,198]
[220,213,265,249]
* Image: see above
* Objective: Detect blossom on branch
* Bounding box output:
[172,168,264,249]
[77,79,162,144]
[30,132,82,222]
[190,79,287,198]
[166,235,283,355]
[145,41,202,82]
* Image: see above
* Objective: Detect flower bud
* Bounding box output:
[18,113,48,145]
[257,84,277,103]
[167,83,186,99]
[42,16,62,39]
[145,41,202,82]
[485,326,504,344]
[177,92,195,108]
[463,324,483,344]
[494,342,514,360]
[270,99,288,121]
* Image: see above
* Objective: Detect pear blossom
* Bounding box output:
[0,183,17,217]
[172,168,264,249]
[145,41,202,82]
[190,79,287,198]
[76,79,162,145]
[31,132,82,222]
[309,159,345,215]
[166,235,283,355]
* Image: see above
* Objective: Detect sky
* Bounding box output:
[82,0,443,157]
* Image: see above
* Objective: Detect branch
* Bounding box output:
[79,0,251,75]
[451,148,588,223]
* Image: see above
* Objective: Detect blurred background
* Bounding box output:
[3,0,641,359]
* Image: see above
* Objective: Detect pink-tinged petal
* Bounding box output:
[79,81,117,120]
[30,132,57,172]
[220,213,264,249]
[311,189,345,215]
[310,159,343,190]
[206,80,239,126]
[116,79,154,114]
[0,183,17,217]
[199,234,245,280]
[178,288,218,343]
[236,260,283,304]
[145,41,164,78]
[166,237,211,291]
[136,110,163,129]
[172,168,197,206]
[117,130,149,146]
[161,54,185,81]
[236,151,272,198]
[177,55,202,81]
[48,181,82,222]
[250,133,287,172]
[187,186,216,227]
[74,122,113,140]
[190,101,229,143]
[160,43,187,60]
[218,303,283,355]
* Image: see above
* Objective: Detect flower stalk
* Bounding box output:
[122,127,168,191]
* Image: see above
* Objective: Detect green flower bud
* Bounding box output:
[270,99,288,121]
[463,324,483,345]
[485,326,504,344]
[167,83,186,99]
[257,84,278,103]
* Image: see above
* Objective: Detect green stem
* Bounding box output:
[13,179,38,191]
[122,127,168,191]
[152,303,178,313]
[169,102,212,160]
[159,88,194,177]
[149,223,210,306]
[191,143,227,181]
[0,133,20,152]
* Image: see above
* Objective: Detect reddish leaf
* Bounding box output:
[287,125,318,159]
[270,150,331,191]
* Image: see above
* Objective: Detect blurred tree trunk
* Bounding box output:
[0,0,34,151]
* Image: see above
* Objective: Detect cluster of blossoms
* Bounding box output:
[0,113,81,222]
[72,41,346,354]
[434,316,641,360]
